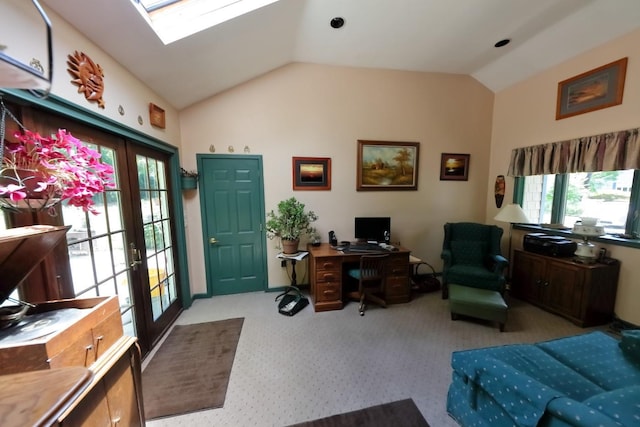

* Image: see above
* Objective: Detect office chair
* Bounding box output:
[346,254,389,316]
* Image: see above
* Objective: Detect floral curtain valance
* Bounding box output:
[508,127,640,176]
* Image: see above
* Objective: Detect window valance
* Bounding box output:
[508,127,640,176]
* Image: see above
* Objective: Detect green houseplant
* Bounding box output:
[266,197,318,254]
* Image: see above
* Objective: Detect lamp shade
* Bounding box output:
[494,203,531,224]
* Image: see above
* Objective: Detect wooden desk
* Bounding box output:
[308,243,411,312]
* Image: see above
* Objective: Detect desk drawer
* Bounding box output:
[315,269,340,283]
[315,282,341,302]
[388,258,409,277]
[385,276,410,299]
[316,259,341,271]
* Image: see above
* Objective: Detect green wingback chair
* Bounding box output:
[440,222,508,299]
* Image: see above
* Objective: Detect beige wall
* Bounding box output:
[180,63,495,293]
[3,0,181,143]
[489,28,640,324]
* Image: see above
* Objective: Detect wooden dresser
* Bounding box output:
[0,226,145,426]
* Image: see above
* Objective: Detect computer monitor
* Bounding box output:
[354,217,391,243]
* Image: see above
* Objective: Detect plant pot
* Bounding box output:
[0,169,61,212]
[281,239,300,254]
[181,175,198,190]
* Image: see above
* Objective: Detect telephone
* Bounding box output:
[328,230,338,247]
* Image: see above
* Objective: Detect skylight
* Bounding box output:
[132,0,281,45]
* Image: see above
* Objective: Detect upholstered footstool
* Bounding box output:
[449,284,508,331]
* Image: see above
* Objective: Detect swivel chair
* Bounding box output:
[440,222,508,299]
[346,254,389,316]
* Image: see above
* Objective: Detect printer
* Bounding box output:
[522,233,577,257]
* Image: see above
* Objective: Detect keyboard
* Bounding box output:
[348,244,384,253]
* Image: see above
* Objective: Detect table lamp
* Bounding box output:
[494,203,532,261]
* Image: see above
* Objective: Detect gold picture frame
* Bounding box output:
[356,140,419,191]
[556,57,627,120]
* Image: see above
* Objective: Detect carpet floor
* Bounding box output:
[142,318,244,419]
[287,398,429,427]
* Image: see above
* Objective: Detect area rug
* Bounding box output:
[142,318,244,419]
[288,398,429,427]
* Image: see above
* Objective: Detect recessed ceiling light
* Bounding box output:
[494,39,511,48]
[330,17,345,29]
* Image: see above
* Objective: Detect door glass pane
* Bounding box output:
[63,141,138,337]
[136,154,177,322]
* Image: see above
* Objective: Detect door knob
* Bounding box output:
[209,237,218,244]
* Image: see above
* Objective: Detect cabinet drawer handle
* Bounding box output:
[84,344,94,366]
[323,289,336,296]
[322,274,335,281]
[95,335,104,355]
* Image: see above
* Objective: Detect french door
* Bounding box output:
[31,110,181,357]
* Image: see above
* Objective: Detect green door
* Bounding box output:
[198,155,267,295]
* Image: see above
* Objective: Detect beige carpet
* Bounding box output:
[288,398,429,427]
[142,318,244,419]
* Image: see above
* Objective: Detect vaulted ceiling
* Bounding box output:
[42,0,640,110]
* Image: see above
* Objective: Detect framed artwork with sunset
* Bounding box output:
[440,153,470,181]
[292,157,331,190]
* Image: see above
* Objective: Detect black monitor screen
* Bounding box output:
[354,217,391,243]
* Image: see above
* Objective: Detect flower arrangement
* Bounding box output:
[0,129,115,214]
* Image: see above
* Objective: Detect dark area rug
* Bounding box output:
[142,318,244,419]
[288,398,429,427]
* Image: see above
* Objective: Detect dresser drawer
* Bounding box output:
[48,329,96,369]
[315,282,341,302]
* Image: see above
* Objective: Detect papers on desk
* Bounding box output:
[276,251,309,261]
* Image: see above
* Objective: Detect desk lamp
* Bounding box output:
[494,203,532,262]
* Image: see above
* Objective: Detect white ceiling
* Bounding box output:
[42,0,640,110]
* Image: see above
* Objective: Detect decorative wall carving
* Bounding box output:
[67,51,105,109]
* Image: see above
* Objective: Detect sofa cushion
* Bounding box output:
[619,329,640,362]
[537,331,640,391]
[583,385,640,426]
[451,240,487,265]
[451,343,604,402]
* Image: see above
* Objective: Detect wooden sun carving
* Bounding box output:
[67,50,105,109]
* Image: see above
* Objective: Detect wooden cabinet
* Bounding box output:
[0,297,144,426]
[512,250,620,327]
[59,336,144,427]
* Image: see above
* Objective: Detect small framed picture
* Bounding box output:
[149,103,166,129]
[292,157,331,190]
[440,153,470,181]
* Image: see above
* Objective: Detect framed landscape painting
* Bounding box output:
[292,157,331,190]
[440,153,470,181]
[556,57,627,120]
[356,140,420,191]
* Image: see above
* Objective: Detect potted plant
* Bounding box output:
[0,128,114,214]
[180,168,198,190]
[266,197,318,254]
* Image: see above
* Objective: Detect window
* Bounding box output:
[519,169,639,237]
[132,0,282,44]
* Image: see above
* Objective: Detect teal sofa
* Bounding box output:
[447,330,640,426]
